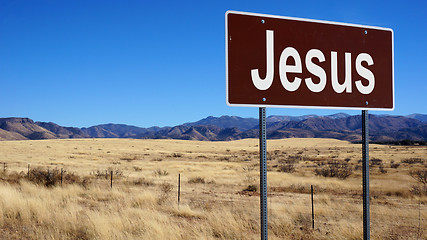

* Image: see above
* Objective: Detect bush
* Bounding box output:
[28,168,56,186]
[402,158,424,165]
[28,168,80,187]
[157,182,173,205]
[370,158,383,166]
[188,177,205,184]
[120,155,139,161]
[390,163,400,168]
[410,185,427,196]
[409,169,427,185]
[314,160,352,179]
[133,166,143,171]
[279,164,295,173]
[379,164,387,174]
[160,182,173,193]
[286,155,303,163]
[62,170,81,184]
[243,184,257,192]
[0,171,25,184]
[132,177,154,186]
[153,169,169,177]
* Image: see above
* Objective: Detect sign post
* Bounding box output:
[259,107,268,240]
[225,10,393,240]
[362,110,370,239]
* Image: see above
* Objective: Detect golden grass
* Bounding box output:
[0,138,426,239]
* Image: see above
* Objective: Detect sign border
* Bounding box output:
[225,10,394,111]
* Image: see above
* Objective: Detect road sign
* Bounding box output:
[226,11,394,110]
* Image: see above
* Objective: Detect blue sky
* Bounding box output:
[1,0,426,127]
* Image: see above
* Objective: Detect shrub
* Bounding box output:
[410,185,427,196]
[160,182,173,193]
[153,169,169,177]
[157,182,173,205]
[120,155,139,161]
[188,177,205,184]
[0,171,25,184]
[390,163,400,168]
[62,170,81,184]
[402,158,424,165]
[370,158,383,166]
[286,155,303,163]
[279,164,295,173]
[379,164,387,174]
[28,168,81,187]
[133,166,143,171]
[243,184,257,192]
[28,168,56,186]
[314,160,352,179]
[132,177,154,186]
[409,169,427,185]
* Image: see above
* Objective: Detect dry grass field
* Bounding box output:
[0,138,426,239]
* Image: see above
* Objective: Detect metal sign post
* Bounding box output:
[362,110,370,240]
[259,107,268,240]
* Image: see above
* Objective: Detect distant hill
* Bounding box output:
[36,122,89,139]
[266,113,350,123]
[264,115,425,142]
[87,124,162,138]
[0,113,426,142]
[407,114,427,122]
[0,128,27,140]
[0,118,56,140]
[183,116,258,131]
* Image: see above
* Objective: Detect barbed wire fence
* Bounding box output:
[0,161,425,238]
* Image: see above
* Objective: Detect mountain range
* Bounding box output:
[0,113,426,142]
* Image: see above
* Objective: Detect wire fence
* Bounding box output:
[1,161,426,236]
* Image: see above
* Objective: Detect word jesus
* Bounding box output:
[251,30,375,94]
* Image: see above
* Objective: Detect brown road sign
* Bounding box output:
[226,11,394,110]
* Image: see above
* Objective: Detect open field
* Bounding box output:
[0,138,426,239]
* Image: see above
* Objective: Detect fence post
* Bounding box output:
[311,185,315,229]
[61,168,63,186]
[178,173,181,207]
[47,169,50,184]
[3,162,6,173]
[110,171,113,188]
[27,164,30,178]
[417,200,421,239]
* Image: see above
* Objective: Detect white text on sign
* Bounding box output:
[251,30,375,94]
